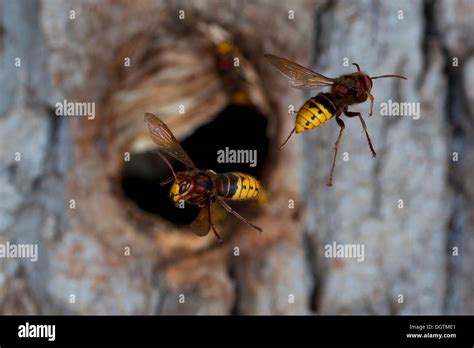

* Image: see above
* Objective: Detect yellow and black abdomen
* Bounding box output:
[295,93,338,133]
[216,173,260,200]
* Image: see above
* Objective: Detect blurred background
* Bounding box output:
[0,0,473,314]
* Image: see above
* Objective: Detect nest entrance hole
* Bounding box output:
[121,104,269,225]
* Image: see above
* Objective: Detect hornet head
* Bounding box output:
[169,175,194,206]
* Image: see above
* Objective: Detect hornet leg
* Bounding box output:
[208,201,223,243]
[280,127,296,150]
[368,92,374,116]
[344,108,376,158]
[328,115,345,187]
[217,198,262,233]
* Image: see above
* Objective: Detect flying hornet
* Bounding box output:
[264,54,407,186]
[197,22,264,107]
[144,113,262,242]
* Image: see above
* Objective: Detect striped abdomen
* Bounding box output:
[295,93,338,133]
[216,173,260,200]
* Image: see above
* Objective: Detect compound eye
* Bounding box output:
[179,182,190,193]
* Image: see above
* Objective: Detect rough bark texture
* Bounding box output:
[0,0,473,315]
